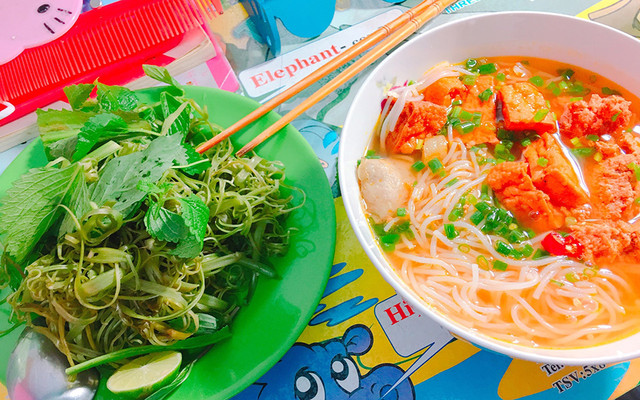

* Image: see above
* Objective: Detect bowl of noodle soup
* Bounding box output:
[339,12,640,365]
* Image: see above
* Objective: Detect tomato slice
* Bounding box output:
[541,232,584,258]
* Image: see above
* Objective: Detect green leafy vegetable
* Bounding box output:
[0,163,87,266]
[64,84,96,110]
[96,82,139,112]
[73,113,129,161]
[89,134,191,218]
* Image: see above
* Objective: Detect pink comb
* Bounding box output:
[0,0,222,126]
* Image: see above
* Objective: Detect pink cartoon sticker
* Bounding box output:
[0,0,83,65]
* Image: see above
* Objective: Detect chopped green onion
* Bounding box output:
[477,255,490,270]
[365,150,380,159]
[412,160,426,172]
[496,72,506,81]
[452,99,463,106]
[546,82,561,96]
[628,162,640,181]
[396,208,407,217]
[565,272,579,283]
[444,223,459,240]
[478,88,493,102]
[635,197,640,205]
[550,279,564,287]
[570,137,581,146]
[601,87,619,95]
[558,68,575,80]
[521,138,532,147]
[537,157,549,167]
[558,80,569,91]
[465,58,478,70]
[612,111,621,122]
[478,63,497,75]
[470,211,485,226]
[532,249,550,260]
[458,244,471,253]
[594,152,603,162]
[492,260,508,271]
[445,178,459,188]
[521,244,534,257]
[380,233,400,245]
[497,129,515,141]
[495,241,513,256]
[462,74,478,86]
[448,207,465,222]
[459,109,474,121]
[427,158,443,173]
[533,109,549,122]
[586,134,600,142]
[380,242,395,252]
[454,121,476,134]
[449,106,462,119]
[571,147,595,157]
[467,194,478,205]
[569,97,583,102]
[528,76,545,87]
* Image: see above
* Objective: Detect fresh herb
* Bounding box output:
[612,111,621,122]
[496,72,506,82]
[412,160,426,172]
[396,208,407,217]
[477,63,497,75]
[492,260,508,271]
[571,147,596,157]
[478,88,493,102]
[528,76,544,87]
[537,157,549,167]
[533,109,549,122]
[427,158,443,173]
[444,223,459,240]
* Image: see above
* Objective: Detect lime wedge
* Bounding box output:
[107,351,182,399]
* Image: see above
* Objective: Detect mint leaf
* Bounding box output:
[171,195,209,259]
[64,84,95,110]
[181,142,211,175]
[0,163,85,265]
[37,109,96,160]
[90,134,190,218]
[73,113,128,161]
[96,83,139,112]
[144,202,188,243]
[144,194,208,258]
[160,92,191,136]
[143,65,181,87]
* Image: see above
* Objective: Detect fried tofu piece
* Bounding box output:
[570,220,640,263]
[455,76,499,147]
[523,133,588,208]
[499,82,556,133]
[421,76,466,106]
[559,94,632,138]
[591,152,640,220]
[486,161,566,232]
[385,100,447,154]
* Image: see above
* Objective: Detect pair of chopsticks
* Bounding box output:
[196,0,458,157]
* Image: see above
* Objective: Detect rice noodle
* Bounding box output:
[367,125,640,348]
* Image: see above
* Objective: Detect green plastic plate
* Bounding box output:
[0,87,336,399]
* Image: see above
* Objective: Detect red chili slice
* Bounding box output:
[541,232,584,258]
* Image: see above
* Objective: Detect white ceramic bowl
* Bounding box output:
[339,12,640,365]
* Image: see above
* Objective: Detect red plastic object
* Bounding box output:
[0,0,218,126]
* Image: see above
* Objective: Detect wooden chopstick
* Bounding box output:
[232,0,457,156]
[195,0,447,154]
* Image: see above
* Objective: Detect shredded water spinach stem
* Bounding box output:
[1,69,305,371]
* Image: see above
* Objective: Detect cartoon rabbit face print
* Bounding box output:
[0,0,83,64]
